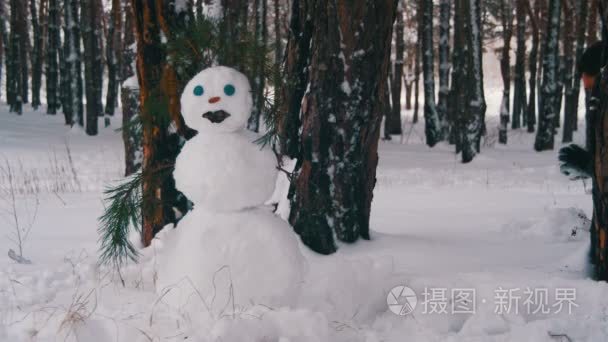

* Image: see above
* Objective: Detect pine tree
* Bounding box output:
[281,0,398,254]
[0,0,6,103]
[498,0,513,144]
[420,0,441,147]
[247,0,267,132]
[512,0,527,130]
[449,0,467,147]
[8,0,26,114]
[534,0,561,151]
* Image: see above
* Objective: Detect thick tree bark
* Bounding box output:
[562,0,577,143]
[284,0,397,254]
[534,0,561,151]
[387,5,404,136]
[132,0,195,246]
[420,0,441,146]
[526,0,540,132]
[512,0,527,130]
[499,0,513,144]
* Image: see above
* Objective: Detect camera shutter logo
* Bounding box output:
[387,285,417,316]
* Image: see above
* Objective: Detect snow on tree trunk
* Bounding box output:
[512,0,527,130]
[499,0,513,144]
[534,0,561,152]
[63,0,84,127]
[121,1,140,176]
[448,0,466,147]
[437,0,451,136]
[588,0,599,45]
[283,0,398,254]
[420,0,441,147]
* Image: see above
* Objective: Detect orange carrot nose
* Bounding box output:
[209,97,221,104]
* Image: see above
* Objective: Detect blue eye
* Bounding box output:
[193,85,204,96]
[224,84,236,96]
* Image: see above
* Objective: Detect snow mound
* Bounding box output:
[156,208,306,315]
[502,207,590,242]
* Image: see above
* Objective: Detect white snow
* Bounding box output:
[0,52,607,341]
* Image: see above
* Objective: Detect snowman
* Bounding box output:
[156,66,305,314]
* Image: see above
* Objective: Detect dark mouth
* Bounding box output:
[202,110,231,124]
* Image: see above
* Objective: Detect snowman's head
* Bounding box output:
[181,66,252,133]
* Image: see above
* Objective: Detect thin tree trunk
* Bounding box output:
[0,0,5,103]
[82,0,102,135]
[526,0,539,132]
[420,0,441,146]
[122,0,140,176]
[387,5,404,135]
[570,0,588,133]
[248,0,267,132]
[562,0,576,143]
[499,0,513,144]
[437,0,451,136]
[588,0,599,45]
[64,0,83,127]
[512,0,527,129]
[535,0,561,151]
[461,0,486,163]
[105,0,122,120]
[31,0,46,110]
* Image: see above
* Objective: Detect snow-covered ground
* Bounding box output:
[1,102,606,342]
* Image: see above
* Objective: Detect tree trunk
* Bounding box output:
[31,0,46,110]
[387,5,404,136]
[8,0,26,114]
[105,0,122,120]
[132,0,195,246]
[47,0,61,115]
[437,0,451,135]
[526,0,540,132]
[588,0,599,45]
[122,0,141,176]
[512,0,527,130]
[0,0,5,103]
[248,0,267,132]
[82,0,103,135]
[569,0,588,132]
[19,0,29,105]
[449,0,466,148]
[283,0,397,254]
[499,0,513,144]
[413,23,420,124]
[420,0,441,146]
[534,0,561,152]
[562,0,576,143]
[461,0,486,163]
[63,0,84,127]
[589,0,608,281]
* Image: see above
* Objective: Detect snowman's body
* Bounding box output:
[157,66,304,312]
